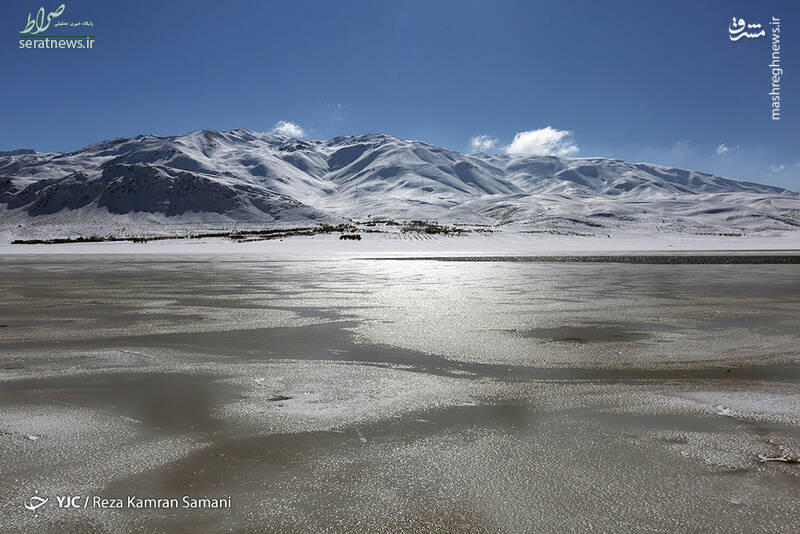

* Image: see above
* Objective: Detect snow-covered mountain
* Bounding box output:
[1,128,798,240]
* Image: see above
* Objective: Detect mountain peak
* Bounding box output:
[1,130,797,238]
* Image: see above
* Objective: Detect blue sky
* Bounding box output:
[2,0,797,189]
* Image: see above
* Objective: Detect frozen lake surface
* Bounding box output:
[1,254,798,532]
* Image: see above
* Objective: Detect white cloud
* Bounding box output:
[271,120,306,138]
[770,164,785,172]
[716,143,739,155]
[469,134,498,153]
[504,126,578,157]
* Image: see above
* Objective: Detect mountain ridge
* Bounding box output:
[1,128,798,240]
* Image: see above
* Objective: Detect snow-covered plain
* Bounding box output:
[2,230,800,257]
[1,129,799,244]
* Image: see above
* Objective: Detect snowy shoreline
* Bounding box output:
[1,230,799,256]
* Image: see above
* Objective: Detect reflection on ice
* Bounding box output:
[0,255,798,532]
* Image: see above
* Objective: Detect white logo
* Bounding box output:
[21,4,65,35]
[729,17,765,41]
[24,490,48,515]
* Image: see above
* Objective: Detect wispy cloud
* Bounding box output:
[770,164,785,172]
[716,143,739,155]
[323,101,345,122]
[469,134,498,153]
[271,120,306,138]
[504,127,578,157]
